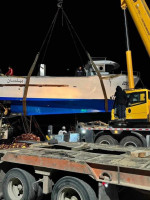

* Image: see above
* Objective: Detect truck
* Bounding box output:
[76,120,150,147]
[0,140,150,200]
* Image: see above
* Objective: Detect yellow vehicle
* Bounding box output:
[111,0,150,122]
[111,88,150,122]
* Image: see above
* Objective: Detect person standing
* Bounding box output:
[75,66,85,76]
[58,126,67,135]
[114,86,127,120]
[6,66,14,76]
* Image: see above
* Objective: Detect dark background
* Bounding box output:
[0,0,149,87]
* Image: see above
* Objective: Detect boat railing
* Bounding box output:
[121,70,140,78]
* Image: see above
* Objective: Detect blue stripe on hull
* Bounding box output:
[7,98,114,116]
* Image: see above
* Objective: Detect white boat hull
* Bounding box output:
[0,74,139,115]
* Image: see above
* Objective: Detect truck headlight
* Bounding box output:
[80,129,86,134]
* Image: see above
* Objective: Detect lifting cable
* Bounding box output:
[61,6,108,112]
[32,116,46,140]
[23,1,62,116]
[23,52,39,116]
[87,52,108,112]
[40,5,62,63]
[21,116,30,133]
[62,9,84,66]
[41,0,85,66]
[62,9,88,63]
[23,0,108,115]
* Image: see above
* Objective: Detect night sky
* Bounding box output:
[0,1,150,87]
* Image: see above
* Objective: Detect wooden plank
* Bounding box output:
[130,150,150,158]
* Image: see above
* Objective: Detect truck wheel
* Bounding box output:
[2,168,38,200]
[95,135,118,145]
[120,136,143,147]
[51,176,97,200]
[36,185,43,200]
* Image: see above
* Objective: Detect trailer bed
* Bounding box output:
[1,142,150,191]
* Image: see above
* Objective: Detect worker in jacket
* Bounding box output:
[58,126,67,135]
[114,86,127,120]
[6,67,13,76]
[75,66,85,76]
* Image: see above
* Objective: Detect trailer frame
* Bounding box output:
[0,142,150,199]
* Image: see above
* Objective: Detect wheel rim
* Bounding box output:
[123,141,138,147]
[57,186,83,200]
[99,140,111,145]
[7,177,23,200]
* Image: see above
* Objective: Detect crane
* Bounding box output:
[111,0,150,123]
[122,0,150,89]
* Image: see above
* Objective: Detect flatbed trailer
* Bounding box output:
[0,142,150,199]
[76,121,150,147]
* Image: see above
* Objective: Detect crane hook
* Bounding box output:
[57,0,63,8]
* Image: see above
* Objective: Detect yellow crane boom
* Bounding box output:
[121,0,150,89]
[121,0,150,56]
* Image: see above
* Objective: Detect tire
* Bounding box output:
[95,135,118,145]
[51,176,97,200]
[36,185,43,200]
[2,168,38,200]
[120,136,143,147]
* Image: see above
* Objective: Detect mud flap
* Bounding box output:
[98,183,119,200]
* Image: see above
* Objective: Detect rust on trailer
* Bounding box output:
[2,142,150,190]
[87,162,150,190]
[119,169,150,190]
[3,154,92,175]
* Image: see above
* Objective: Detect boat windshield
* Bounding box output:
[84,59,120,76]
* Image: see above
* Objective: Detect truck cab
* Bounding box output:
[111,88,150,122]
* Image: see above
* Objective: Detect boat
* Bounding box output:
[0,1,140,117]
[0,58,140,116]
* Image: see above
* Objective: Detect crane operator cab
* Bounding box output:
[111,89,150,125]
